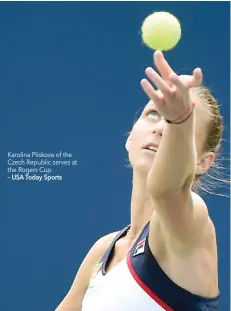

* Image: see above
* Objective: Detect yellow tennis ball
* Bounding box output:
[141,11,181,51]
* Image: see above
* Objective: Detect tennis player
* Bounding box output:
[55,51,221,311]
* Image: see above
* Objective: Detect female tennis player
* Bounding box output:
[55,51,221,311]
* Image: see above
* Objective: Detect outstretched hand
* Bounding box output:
[141,51,203,123]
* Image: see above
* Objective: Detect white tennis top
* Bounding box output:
[81,222,219,311]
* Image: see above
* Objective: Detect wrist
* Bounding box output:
[166,103,195,124]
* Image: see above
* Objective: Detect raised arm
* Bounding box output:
[141,51,213,248]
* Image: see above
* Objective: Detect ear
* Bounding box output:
[125,133,132,152]
[196,152,215,175]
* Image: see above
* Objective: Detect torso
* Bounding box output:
[81,220,219,311]
[105,215,218,298]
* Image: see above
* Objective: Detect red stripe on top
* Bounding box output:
[127,254,174,311]
[137,238,145,246]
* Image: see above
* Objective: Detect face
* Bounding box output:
[125,93,215,178]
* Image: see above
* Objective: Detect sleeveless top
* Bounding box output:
[81,222,219,311]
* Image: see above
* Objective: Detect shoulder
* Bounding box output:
[78,230,120,275]
[182,192,216,247]
[191,192,213,231]
[71,230,120,288]
[156,191,216,251]
[55,231,119,310]
[90,231,120,259]
[191,192,209,225]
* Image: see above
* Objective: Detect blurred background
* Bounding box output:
[0,2,230,310]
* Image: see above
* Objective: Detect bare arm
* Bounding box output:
[141,51,208,246]
[54,232,118,311]
[148,115,203,245]
[148,111,196,196]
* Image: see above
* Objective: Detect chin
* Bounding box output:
[128,150,156,176]
[132,157,154,178]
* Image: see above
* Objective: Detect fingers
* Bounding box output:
[178,75,194,86]
[142,53,203,105]
[143,68,202,100]
[169,73,189,94]
[141,79,165,105]
[154,50,175,84]
[145,67,173,99]
[180,69,203,88]
[154,50,203,88]
[193,68,203,86]
[179,69,203,88]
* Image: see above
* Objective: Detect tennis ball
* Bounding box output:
[141,11,181,51]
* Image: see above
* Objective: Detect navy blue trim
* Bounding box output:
[101,224,130,276]
[129,222,219,310]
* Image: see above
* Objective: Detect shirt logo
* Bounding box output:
[133,237,146,257]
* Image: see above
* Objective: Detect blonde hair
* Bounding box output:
[192,86,230,197]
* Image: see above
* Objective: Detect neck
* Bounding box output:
[127,171,154,239]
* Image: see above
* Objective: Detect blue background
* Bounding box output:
[1,2,230,311]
